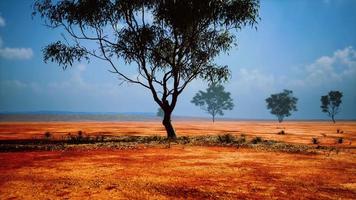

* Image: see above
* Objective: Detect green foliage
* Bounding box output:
[43,41,88,69]
[321,91,343,123]
[191,84,234,122]
[265,89,298,123]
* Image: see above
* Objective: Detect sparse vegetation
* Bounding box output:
[218,133,235,143]
[337,137,343,144]
[0,134,328,154]
[312,137,319,145]
[251,136,262,144]
[44,131,52,139]
[277,130,285,135]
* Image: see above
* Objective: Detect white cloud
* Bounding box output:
[0,15,34,60]
[0,47,33,60]
[0,15,5,27]
[289,46,356,87]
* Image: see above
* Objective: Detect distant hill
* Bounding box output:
[0,111,158,122]
[1,111,353,122]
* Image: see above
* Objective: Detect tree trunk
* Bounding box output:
[332,115,335,123]
[162,110,176,139]
[278,116,283,123]
[212,114,215,123]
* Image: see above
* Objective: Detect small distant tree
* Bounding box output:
[156,108,164,118]
[191,84,234,122]
[265,89,298,123]
[321,91,343,123]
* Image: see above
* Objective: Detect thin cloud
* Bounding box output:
[0,15,5,27]
[0,47,33,60]
[289,46,356,87]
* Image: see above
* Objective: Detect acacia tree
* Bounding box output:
[33,0,259,138]
[321,91,343,123]
[191,84,234,122]
[265,89,298,123]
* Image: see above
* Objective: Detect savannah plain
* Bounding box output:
[0,120,355,199]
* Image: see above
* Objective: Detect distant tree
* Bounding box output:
[265,89,298,123]
[33,0,259,138]
[156,108,164,118]
[191,84,234,122]
[321,91,343,123]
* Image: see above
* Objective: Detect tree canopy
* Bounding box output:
[191,84,234,122]
[321,91,343,123]
[33,0,259,138]
[265,89,298,123]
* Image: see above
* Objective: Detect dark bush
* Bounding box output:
[44,131,52,139]
[277,130,285,135]
[237,134,246,144]
[312,137,319,145]
[251,136,262,144]
[337,137,343,144]
[78,131,84,139]
[218,134,235,144]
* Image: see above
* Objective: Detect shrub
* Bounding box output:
[78,130,84,138]
[218,134,235,144]
[237,135,246,144]
[277,130,285,135]
[96,135,105,142]
[44,131,52,140]
[337,137,343,144]
[251,136,262,144]
[312,137,319,145]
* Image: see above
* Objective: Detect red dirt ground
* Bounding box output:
[0,121,355,199]
[0,146,355,199]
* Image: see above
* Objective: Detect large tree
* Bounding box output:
[191,84,234,122]
[321,91,343,123]
[33,0,259,138]
[265,89,298,123]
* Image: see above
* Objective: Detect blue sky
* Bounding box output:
[0,0,355,120]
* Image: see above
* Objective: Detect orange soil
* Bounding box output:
[0,121,355,146]
[0,121,355,199]
[0,146,355,199]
